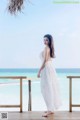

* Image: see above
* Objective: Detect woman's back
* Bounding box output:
[43,46,52,61]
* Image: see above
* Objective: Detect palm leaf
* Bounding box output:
[8,0,24,14]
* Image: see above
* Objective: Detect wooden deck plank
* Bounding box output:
[2,111,80,120]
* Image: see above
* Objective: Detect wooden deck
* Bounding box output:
[3,111,80,120]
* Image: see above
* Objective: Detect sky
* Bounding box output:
[0,0,80,68]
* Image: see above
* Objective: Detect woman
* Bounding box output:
[37,34,62,117]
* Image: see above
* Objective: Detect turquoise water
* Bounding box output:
[0,68,80,111]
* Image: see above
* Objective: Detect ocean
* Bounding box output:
[0,68,80,111]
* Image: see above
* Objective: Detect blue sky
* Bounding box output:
[0,0,80,68]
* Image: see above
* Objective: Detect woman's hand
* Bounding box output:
[37,72,41,78]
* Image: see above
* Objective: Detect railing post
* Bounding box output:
[28,80,32,111]
[69,77,72,112]
[20,78,22,112]
[0,76,26,112]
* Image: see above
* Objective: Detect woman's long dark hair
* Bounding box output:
[44,34,55,58]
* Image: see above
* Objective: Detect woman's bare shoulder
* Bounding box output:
[44,46,50,51]
[43,46,50,54]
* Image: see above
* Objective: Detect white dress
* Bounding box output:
[40,50,62,112]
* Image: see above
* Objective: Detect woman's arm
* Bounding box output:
[37,46,49,77]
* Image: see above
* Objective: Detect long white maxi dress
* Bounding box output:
[40,50,62,112]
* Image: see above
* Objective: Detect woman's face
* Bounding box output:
[44,37,49,45]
